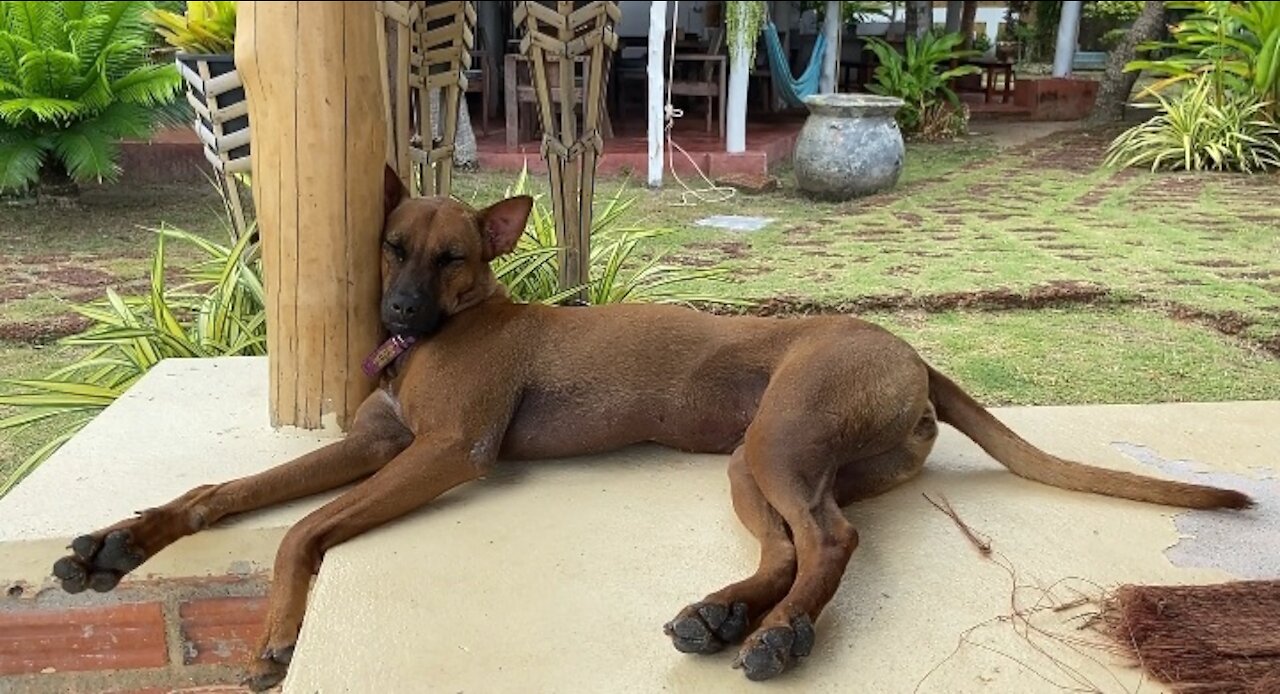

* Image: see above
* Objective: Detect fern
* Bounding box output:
[0,0,179,192]
[51,120,116,180]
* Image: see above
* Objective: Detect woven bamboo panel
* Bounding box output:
[175,56,251,238]
[513,1,619,300]
[376,1,474,198]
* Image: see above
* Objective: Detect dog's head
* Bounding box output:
[379,165,532,339]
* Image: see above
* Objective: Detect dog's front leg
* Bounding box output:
[244,438,485,691]
[51,391,411,594]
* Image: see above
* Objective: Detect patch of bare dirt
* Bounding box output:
[0,316,91,343]
[34,266,116,287]
[0,285,32,301]
[885,264,920,276]
[708,280,1114,317]
[1190,259,1250,269]
[1237,270,1279,280]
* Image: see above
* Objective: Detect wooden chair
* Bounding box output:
[504,53,612,148]
[669,27,726,136]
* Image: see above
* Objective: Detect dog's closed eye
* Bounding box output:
[436,251,465,267]
[383,241,406,262]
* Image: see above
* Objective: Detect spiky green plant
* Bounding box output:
[0,216,264,495]
[1104,73,1280,172]
[1128,1,1280,117]
[0,1,183,194]
[147,1,237,55]
[865,31,981,136]
[492,167,744,307]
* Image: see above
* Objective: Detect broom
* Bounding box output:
[1098,580,1280,693]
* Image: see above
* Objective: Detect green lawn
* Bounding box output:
[2,128,1279,486]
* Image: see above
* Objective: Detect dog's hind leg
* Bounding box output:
[52,391,412,595]
[664,446,797,654]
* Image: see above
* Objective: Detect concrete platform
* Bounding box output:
[1,357,1276,693]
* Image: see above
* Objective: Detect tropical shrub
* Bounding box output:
[1128,1,1280,116]
[1106,1,1280,172]
[148,1,237,55]
[865,31,981,138]
[493,167,741,307]
[0,217,265,495]
[1103,72,1280,172]
[0,1,183,195]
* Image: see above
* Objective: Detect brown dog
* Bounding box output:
[51,167,1251,689]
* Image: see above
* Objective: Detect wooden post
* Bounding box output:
[236,1,387,430]
[646,1,667,187]
[515,1,619,301]
[820,1,840,94]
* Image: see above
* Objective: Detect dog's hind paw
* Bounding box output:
[733,614,815,681]
[663,601,749,654]
[51,529,147,594]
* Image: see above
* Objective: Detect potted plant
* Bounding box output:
[148,2,250,172]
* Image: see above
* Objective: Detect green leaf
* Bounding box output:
[0,427,81,497]
[17,47,80,95]
[0,131,45,190]
[0,96,84,125]
[49,120,119,182]
[110,63,181,107]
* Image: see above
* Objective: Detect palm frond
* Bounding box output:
[0,96,85,125]
[0,129,44,190]
[109,62,180,106]
[49,120,119,181]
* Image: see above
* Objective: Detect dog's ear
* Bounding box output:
[478,195,533,261]
[383,164,408,219]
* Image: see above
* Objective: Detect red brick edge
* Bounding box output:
[1,574,269,694]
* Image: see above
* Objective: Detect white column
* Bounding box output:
[819,1,840,94]
[646,1,667,187]
[726,24,750,153]
[1052,0,1083,77]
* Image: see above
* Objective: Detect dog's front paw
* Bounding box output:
[733,614,815,681]
[663,601,749,654]
[243,646,293,692]
[51,529,147,594]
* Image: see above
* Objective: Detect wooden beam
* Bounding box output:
[236,1,387,430]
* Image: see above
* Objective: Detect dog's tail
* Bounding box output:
[926,365,1252,510]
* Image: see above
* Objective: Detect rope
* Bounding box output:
[661,0,735,206]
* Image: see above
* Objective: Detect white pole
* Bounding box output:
[1052,0,1083,77]
[820,1,840,94]
[726,24,749,153]
[647,1,667,187]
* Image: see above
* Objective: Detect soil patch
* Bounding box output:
[0,316,91,343]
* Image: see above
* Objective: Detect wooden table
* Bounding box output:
[958,58,1015,104]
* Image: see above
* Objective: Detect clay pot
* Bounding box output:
[793,94,905,201]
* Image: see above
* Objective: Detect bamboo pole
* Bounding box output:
[236,1,387,430]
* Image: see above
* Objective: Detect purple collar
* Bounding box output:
[361,335,417,378]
